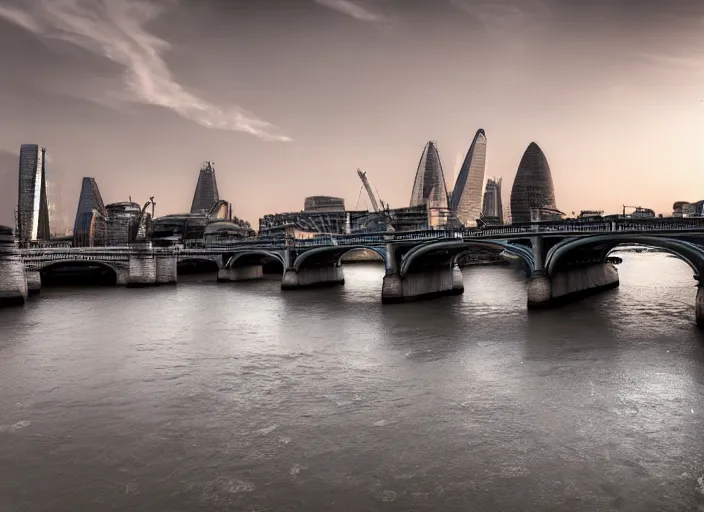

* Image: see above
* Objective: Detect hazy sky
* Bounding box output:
[1,0,703,230]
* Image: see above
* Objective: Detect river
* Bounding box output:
[1,251,704,511]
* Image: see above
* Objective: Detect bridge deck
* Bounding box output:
[18,218,704,256]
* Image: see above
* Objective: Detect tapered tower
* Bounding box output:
[409,141,449,209]
[450,129,487,226]
[190,161,220,214]
[73,177,107,247]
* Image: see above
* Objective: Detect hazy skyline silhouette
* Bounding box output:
[1,0,703,229]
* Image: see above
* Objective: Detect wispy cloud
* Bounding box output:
[0,0,292,142]
[315,0,390,24]
[641,53,704,71]
[449,0,550,31]
[0,2,41,31]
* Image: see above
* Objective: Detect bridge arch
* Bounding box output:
[39,259,122,274]
[225,250,285,269]
[293,245,387,271]
[399,240,535,277]
[545,235,704,276]
[39,259,123,285]
[177,257,222,273]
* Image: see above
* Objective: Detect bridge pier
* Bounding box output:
[526,273,552,307]
[217,265,263,282]
[527,263,620,308]
[281,264,344,289]
[382,264,464,304]
[0,228,27,307]
[126,242,157,287]
[26,271,41,296]
[695,282,704,329]
[155,250,177,285]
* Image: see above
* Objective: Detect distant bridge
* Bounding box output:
[5,217,704,326]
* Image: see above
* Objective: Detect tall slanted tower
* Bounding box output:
[190,161,220,214]
[17,144,50,242]
[450,129,487,227]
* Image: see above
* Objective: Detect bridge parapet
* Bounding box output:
[463,218,704,238]
[23,250,131,271]
[614,220,704,231]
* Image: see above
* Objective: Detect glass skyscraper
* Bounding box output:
[190,161,220,214]
[509,142,557,224]
[409,141,449,209]
[17,144,50,242]
[73,177,107,247]
[450,129,487,227]
[481,177,503,225]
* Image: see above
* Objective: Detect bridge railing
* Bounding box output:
[22,252,131,271]
[22,247,133,257]
[614,219,704,231]
[282,230,462,248]
[463,223,614,237]
[204,241,285,251]
[463,219,704,237]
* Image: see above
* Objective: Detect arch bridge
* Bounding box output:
[8,217,704,327]
[211,219,704,326]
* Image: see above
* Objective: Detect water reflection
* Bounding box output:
[1,255,704,511]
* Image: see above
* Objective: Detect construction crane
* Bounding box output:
[357,169,380,212]
[128,197,155,243]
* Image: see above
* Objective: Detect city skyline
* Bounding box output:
[1,0,703,228]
